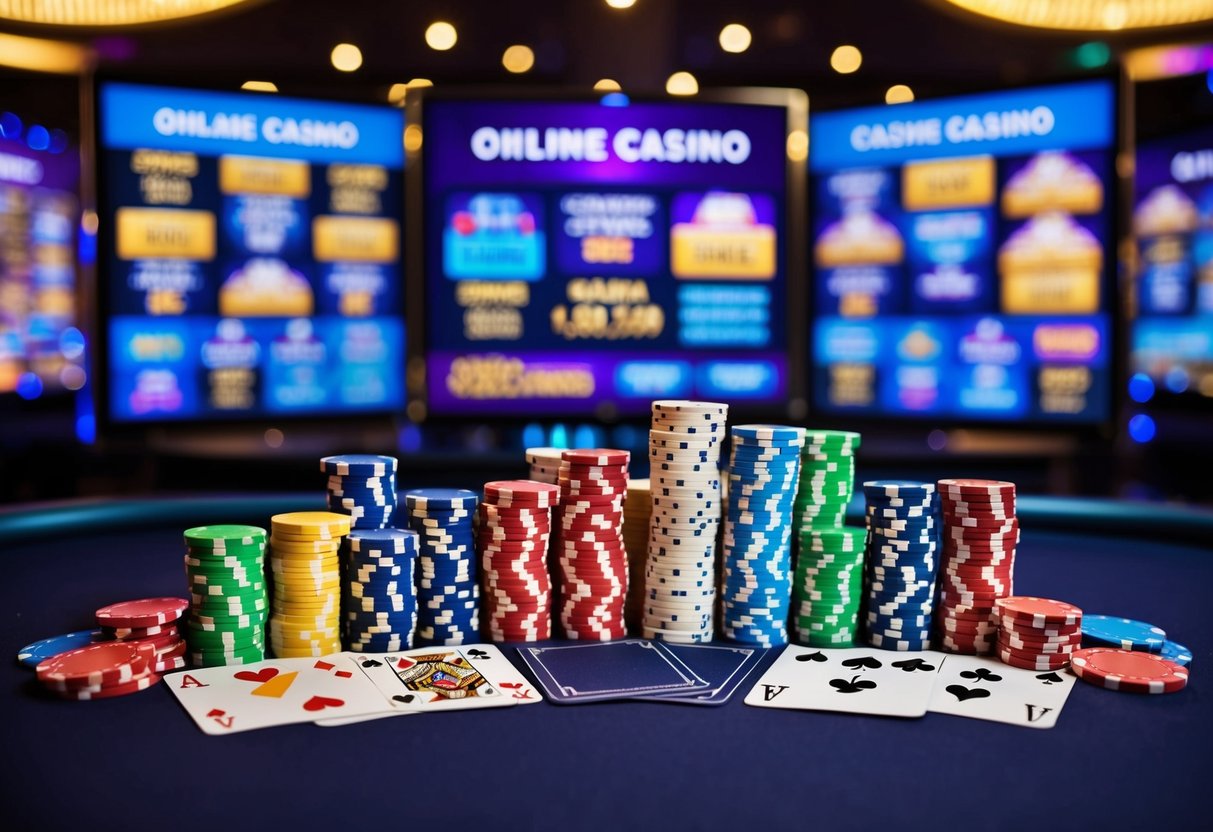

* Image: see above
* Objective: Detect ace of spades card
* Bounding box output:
[165,654,395,735]
[927,654,1077,729]
[744,645,942,718]
[315,644,542,726]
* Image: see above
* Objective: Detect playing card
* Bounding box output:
[927,654,1077,729]
[165,654,393,735]
[315,644,541,726]
[744,645,942,718]
[633,643,766,706]
[517,639,710,704]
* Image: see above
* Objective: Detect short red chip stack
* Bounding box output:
[994,596,1083,670]
[479,480,559,642]
[935,479,1019,654]
[36,638,163,700]
[556,448,630,641]
[96,597,189,674]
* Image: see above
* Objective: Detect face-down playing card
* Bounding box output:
[315,644,541,725]
[744,645,942,718]
[631,643,765,706]
[517,639,709,704]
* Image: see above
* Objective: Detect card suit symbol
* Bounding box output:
[302,695,344,712]
[961,668,1003,683]
[841,656,882,671]
[206,708,226,717]
[946,684,991,702]
[892,658,935,673]
[393,694,417,705]
[796,651,828,663]
[1036,672,1064,685]
[500,682,522,689]
[360,659,383,668]
[396,657,416,670]
[314,660,334,672]
[467,649,489,659]
[234,668,279,684]
[830,675,877,694]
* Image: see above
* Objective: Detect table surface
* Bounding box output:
[3,495,1210,831]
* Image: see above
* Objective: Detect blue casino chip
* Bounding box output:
[320,454,398,477]
[1081,614,1167,652]
[343,528,418,649]
[1158,639,1192,667]
[403,488,478,511]
[404,491,481,646]
[16,629,107,668]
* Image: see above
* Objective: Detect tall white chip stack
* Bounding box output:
[642,400,728,643]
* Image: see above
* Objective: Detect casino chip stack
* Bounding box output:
[793,430,859,532]
[404,488,480,646]
[556,448,631,641]
[525,447,564,485]
[98,596,189,674]
[623,478,652,632]
[322,454,397,530]
[721,424,805,646]
[35,640,163,700]
[861,480,940,651]
[343,528,419,652]
[183,525,268,666]
[794,526,867,647]
[268,511,350,657]
[935,479,1019,653]
[643,400,728,644]
[995,596,1082,670]
[479,480,559,641]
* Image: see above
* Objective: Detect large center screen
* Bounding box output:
[809,79,1116,425]
[98,82,405,423]
[419,96,795,416]
[1132,126,1213,400]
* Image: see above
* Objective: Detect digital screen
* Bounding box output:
[809,79,1116,424]
[420,97,794,416]
[1132,125,1213,400]
[0,135,81,397]
[98,82,405,422]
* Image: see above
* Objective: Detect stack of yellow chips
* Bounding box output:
[622,478,652,633]
[268,511,350,657]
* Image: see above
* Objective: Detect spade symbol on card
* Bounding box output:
[892,658,935,673]
[830,675,877,694]
[467,649,489,660]
[946,684,991,702]
[1036,672,1064,685]
[961,668,1002,683]
[360,659,383,668]
[842,656,882,671]
[796,651,828,663]
[393,694,417,705]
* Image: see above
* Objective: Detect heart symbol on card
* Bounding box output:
[234,668,278,684]
[302,695,344,712]
[393,694,417,705]
[796,651,828,663]
[946,684,991,702]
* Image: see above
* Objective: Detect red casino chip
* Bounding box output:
[1070,647,1189,694]
[997,649,1072,671]
[937,478,1016,495]
[52,670,162,700]
[483,480,560,506]
[36,640,156,688]
[95,597,188,628]
[995,596,1082,625]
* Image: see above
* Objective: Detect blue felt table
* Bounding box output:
[2,495,1210,831]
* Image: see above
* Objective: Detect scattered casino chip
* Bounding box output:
[642,400,728,644]
[861,480,938,651]
[1159,639,1193,667]
[556,449,630,641]
[1071,646,1189,694]
[17,629,107,668]
[480,479,558,642]
[722,425,805,646]
[935,480,1018,654]
[95,597,188,628]
[343,527,419,652]
[1081,614,1167,652]
[404,489,479,646]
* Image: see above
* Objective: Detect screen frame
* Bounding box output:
[90,74,409,436]
[405,85,809,425]
[804,72,1126,439]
